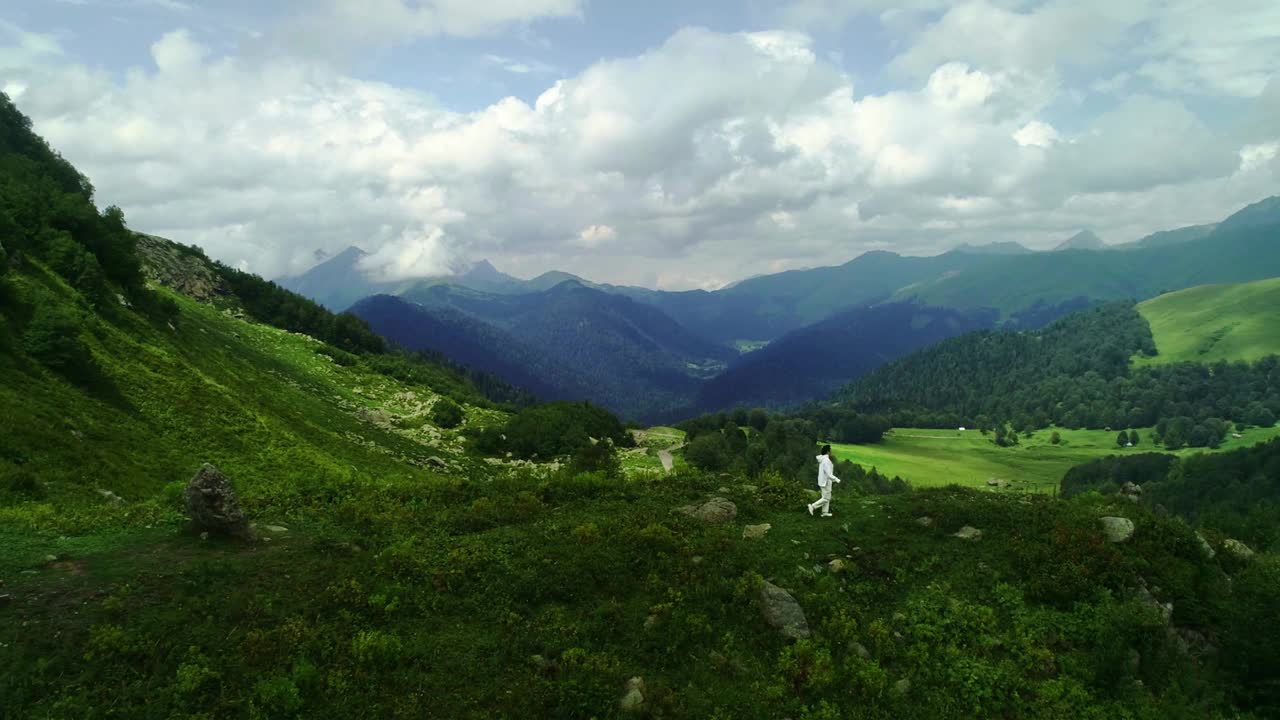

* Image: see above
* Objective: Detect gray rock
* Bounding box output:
[644,614,659,629]
[760,581,811,640]
[676,497,738,525]
[619,677,645,712]
[986,478,1010,488]
[894,678,912,695]
[1135,582,1173,624]
[953,526,982,541]
[425,456,449,470]
[1120,482,1142,501]
[184,464,252,540]
[96,489,125,506]
[742,523,772,540]
[1223,539,1255,562]
[828,558,848,574]
[262,525,288,534]
[1100,517,1135,543]
[851,641,870,660]
[915,516,934,527]
[739,484,758,494]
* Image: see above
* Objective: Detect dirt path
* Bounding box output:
[658,449,674,472]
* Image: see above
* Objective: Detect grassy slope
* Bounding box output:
[1135,277,1280,366]
[829,425,1280,493]
[0,265,503,536]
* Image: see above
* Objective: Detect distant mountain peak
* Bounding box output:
[953,241,1034,255]
[1053,230,1105,251]
[1219,195,1280,230]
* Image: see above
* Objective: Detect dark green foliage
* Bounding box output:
[838,302,1280,446]
[0,465,44,499]
[798,406,891,444]
[21,302,97,382]
[1117,431,1130,447]
[431,397,464,429]
[1050,431,1062,445]
[566,439,622,479]
[1060,454,1178,498]
[1155,438,1280,550]
[1224,556,1280,712]
[470,401,634,460]
[1129,430,1140,446]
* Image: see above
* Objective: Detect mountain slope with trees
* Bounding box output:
[835,302,1280,447]
[692,302,998,414]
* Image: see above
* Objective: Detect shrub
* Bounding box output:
[431,397,464,429]
[22,303,97,381]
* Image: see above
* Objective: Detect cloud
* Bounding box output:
[1,15,1276,288]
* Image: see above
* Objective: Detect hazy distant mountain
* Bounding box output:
[353,281,736,422]
[953,241,1035,255]
[1216,195,1280,231]
[691,302,998,414]
[278,252,525,310]
[1122,224,1218,250]
[1053,230,1106,251]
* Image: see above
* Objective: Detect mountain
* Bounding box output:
[1123,223,1217,250]
[690,302,998,414]
[352,281,736,422]
[895,215,1280,314]
[278,251,525,310]
[1053,230,1106,251]
[953,241,1035,255]
[1218,195,1280,231]
[1135,277,1280,366]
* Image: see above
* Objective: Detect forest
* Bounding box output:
[837,302,1280,447]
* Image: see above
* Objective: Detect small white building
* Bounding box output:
[958,426,966,432]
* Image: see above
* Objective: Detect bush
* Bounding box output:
[567,439,622,479]
[0,465,45,499]
[431,397,464,429]
[22,302,97,381]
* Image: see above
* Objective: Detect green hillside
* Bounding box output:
[1136,277,1280,366]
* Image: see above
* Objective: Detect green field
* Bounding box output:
[1136,277,1280,366]
[829,425,1280,493]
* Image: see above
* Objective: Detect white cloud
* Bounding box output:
[1,12,1277,288]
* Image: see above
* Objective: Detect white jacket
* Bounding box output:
[816,454,840,488]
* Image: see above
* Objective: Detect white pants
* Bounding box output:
[810,484,832,514]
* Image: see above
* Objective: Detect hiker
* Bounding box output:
[807,445,841,517]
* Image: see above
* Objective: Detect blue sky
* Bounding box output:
[2,0,1278,289]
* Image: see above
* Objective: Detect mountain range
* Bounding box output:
[280,196,1280,421]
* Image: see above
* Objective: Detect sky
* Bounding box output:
[2,1,1278,290]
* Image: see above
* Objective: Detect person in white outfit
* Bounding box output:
[808,445,840,517]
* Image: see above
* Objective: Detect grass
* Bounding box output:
[1135,277,1280,366]
[829,425,1280,493]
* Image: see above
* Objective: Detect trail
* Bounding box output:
[658,450,674,472]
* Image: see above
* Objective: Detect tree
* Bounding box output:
[568,438,621,479]
[685,432,730,473]
[1117,431,1129,448]
[1129,430,1140,446]
[748,408,769,432]
[22,303,95,381]
[1050,431,1062,445]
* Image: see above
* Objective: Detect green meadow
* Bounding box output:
[829,425,1280,493]
[1135,277,1280,366]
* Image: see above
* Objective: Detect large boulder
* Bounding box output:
[1223,539,1255,562]
[184,464,252,539]
[1099,516,1135,543]
[953,526,982,541]
[742,523,772,540]
[675,497,737,525]
[760,581,811,640]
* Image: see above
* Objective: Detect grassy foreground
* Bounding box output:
[4,468,1268,719]
[1135,277,1280,366]
[829,425,1280,492]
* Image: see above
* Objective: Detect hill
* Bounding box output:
[835,301,1280,445]
[1122,223,1217,250]
[1135,277,1280,365]
[277,251,526,311]
[352,282,736,422]
[691,303,997,414]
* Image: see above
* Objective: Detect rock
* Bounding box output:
[894,678,912,695]
[739,484,758,494]
[915,516,934,527]
[425,456,448,470]
[199,532,209,541]
[619,677,645,712]
[1223,539,1255,562]
[986,478,1010,488]
[675,497,738,525]
[742,523,772,540]
[691,556,704,565]
[1099,517,1135,543]
[1196,532,1216,559]
[760,581,811,640]
[717,486,732,494]
[96,489,125,506]
[44,554,57,563]
[1135,582,1173,625]
[851,641,870,660]
[262,525,288,534]
[644,614,659,629]
[184,464,253,540]
[828,559,847,574]
[953,526,982,541]
[1120,482,1143,501]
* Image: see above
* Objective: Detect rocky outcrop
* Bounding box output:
[675,497,737,525]
[1222,539,1255,562]
[953,526,982,541]
[742,523,771,540]
[134,233,232,303]
[184,464,252,540]
[1100,517,1135,543]
[760,581,811,640]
